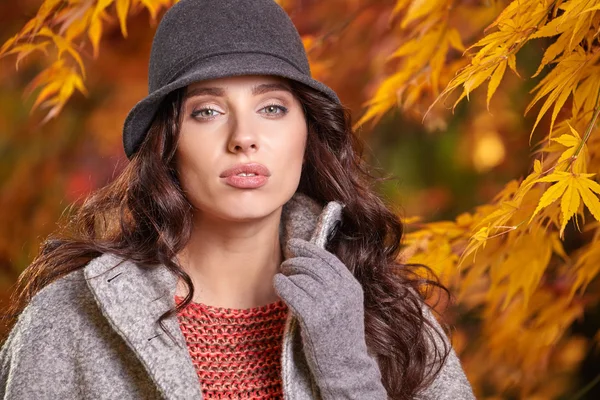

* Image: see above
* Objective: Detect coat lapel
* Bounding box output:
[84,192,344,400]
[84,254,202,400]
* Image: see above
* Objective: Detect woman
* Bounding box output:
[0,0,475,399]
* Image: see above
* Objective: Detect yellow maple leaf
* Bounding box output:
[355,71,408,128]
[24,60,88,123]
[138,0,174,21]
[531,171,600,237]
[551,121,588,172]
[88,16,103,59]
[62,7,94,42]
[486,58,507,111]
[1,42,51,70]
[528,0,598,57]
[35,0,64,31]
[572,70,600,118]
[458,226,489,266]
[391,0,413,20]
[88,0,113,58]
[526,47,597,138]
[489,231,552,309]
[117,0,131,37]
[38,26,86,76]
[401,0,441,28]
[570,242,600,299]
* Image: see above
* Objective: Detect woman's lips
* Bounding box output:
[220,162,270,189]
[223,174,268,189]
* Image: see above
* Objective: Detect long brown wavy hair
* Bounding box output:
[4,79,450,399]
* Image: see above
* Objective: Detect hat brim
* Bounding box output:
[122,52,340,158]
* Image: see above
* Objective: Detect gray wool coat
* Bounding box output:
[0,192,475,400]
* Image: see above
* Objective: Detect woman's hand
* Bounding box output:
[273,238,388,399]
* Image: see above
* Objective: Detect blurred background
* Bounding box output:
[2,0,600,398]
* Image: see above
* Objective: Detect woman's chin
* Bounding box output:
[209,201,282,223]
[192,188,296,223]
[222,210,274,222]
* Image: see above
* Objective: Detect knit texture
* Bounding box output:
[175,296,289,399]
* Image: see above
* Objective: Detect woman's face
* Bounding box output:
[176,75,307,223]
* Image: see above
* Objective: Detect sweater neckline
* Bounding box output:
[174,295,287,316]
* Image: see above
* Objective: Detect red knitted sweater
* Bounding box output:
[175,296,289,399]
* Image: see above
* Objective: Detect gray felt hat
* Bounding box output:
[122,0,340,158]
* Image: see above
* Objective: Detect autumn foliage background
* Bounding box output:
[2,0,600,398]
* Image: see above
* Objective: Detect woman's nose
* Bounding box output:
[227,113,260,154]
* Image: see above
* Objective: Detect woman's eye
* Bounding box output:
[191,108,221,119]
[261,104,288,116]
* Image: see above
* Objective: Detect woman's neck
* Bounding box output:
[175,208,284,309]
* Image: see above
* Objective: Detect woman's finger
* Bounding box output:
[273,273,316,316]
[279,257,331,285]
[287,238,357,283]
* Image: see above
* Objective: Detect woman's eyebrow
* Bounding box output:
[185,82,292,100]
[185,87,225,99]
[251,82,292,96]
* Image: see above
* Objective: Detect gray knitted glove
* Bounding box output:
[273,237,388,399]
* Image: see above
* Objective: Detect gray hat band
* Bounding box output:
[156,42,309,91]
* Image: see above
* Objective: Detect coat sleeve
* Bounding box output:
[415,304,476,400]
[0,302,82,400]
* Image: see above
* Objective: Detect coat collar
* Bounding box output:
[84,192,344,400]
